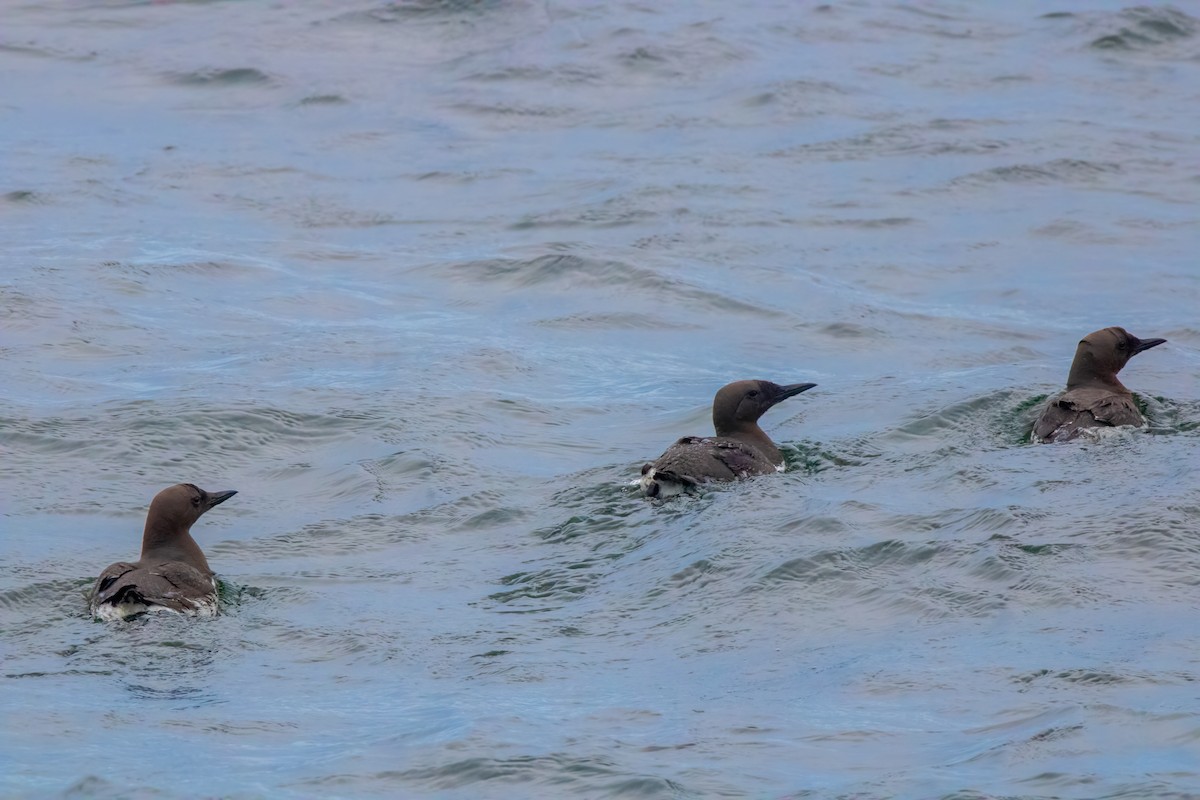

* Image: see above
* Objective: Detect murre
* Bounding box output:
[90,483,237,621]
[1032,326,1166,443]
[639,379,816,498]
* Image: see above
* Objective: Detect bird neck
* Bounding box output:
[140,521,211,573]
[1066,352,1127,392]
[715,421,782,464]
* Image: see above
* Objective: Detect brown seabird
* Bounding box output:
[89,483,237,621]
[1032,326,1166,443]
[639,379,816,497]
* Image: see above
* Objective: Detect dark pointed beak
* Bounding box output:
[776,382,817,401]
[204,489,238,510]
[1131,337,1166,355]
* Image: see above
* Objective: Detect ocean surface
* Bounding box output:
[2,1,1199,798]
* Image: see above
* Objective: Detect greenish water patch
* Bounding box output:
[4,190,42,204]
[167,67,273,87]
[783,441,864,473]
[297,94,348,106]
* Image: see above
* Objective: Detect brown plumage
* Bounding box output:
[89,483,237,620]
[1033,326,1166,443]
[639,379,816,497]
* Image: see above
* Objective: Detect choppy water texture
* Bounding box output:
[3,1,1200,798]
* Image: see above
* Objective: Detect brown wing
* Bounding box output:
[91,560,215,614]
[651,436,775,483]
[1033,397,1083,442]
[1088,395,1144,427]
[708,439,778,478]
[92,562,139,606]
[1034,390,1144,443]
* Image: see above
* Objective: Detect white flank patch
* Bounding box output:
[1035,423,1141,444]
[638,468,687,498]
[92,595,218,622]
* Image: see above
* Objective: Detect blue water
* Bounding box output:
[2,1,1199,798]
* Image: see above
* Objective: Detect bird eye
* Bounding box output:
[747,390,759,398]
[191,495,201,508]
[1116,340,1127,350]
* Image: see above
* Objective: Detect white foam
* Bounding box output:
[91,596,218,622]
[1034,423,1141,444]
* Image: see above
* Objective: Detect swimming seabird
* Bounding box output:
[1032,326,1166,443]
[90,483,237,621]
[639,379,816,497]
